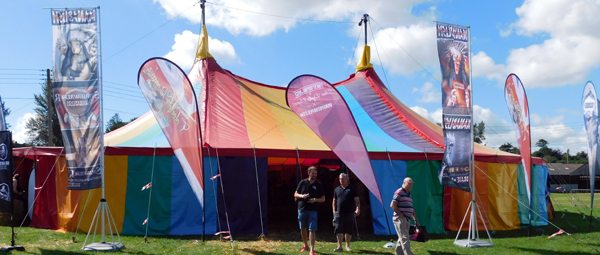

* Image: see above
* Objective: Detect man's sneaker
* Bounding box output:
[310,251,317,255]
[300,245,308,252]
[333,247,343,252]
[345,246,351,252]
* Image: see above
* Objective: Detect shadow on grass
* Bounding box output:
[38,249,88,255]
[427,251,460,255]
[239,249,285,255]
[352,249,390,255]
[436,211,600,240]
[514,247,599,255]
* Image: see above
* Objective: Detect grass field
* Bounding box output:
[1,193,599,255]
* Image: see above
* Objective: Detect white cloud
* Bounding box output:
[154,0,433,36]
[356,23,438,75]
[412,82,440,103]
[501,0,600,87]
[529,113,587,152]
[410,106,442,124]
[505,36,600,87]
[513,0,600,37]
[13,112,34,144]
[472,51,506,81]
[163,30,238,71]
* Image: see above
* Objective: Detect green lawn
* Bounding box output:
[1,193,598,254]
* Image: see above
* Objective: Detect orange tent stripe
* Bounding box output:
[56,155,128,233]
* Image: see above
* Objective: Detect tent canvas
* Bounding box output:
[11,25,551,236]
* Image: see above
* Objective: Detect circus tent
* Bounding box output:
[12,25,550,236]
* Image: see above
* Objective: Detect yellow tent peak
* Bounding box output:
[195,25,213,60]
[355,45,373,72]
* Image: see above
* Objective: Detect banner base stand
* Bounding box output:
[82,199,124,252]
[0,245,25,252]
[453,200,494,248]
[453,239,493,248]
[83,242,124,251]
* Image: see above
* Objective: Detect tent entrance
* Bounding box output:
[266,159,373,237]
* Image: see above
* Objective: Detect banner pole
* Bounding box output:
[99,4,106,244]
[467,25,477,242]
[81,7,123,251]
[448,24,492,248]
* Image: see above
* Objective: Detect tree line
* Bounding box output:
[498,139,588,164]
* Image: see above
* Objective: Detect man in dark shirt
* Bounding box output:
[332,173,360,252]
[294,166,325,255]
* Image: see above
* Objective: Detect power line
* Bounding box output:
[103,91,147,104]
[103,107,141,118]
[0,73,45,76]
[369,17,440,83]
[0,78,45,81]
[2,97,34,100]
[104,1,202,62]
[0,82,44,85]
[103,80,142,94]
[0,68,44,71]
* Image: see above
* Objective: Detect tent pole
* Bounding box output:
[215,147,234,246]
[380,149,393,236]
[295,147,301,182]
[198,1,208,241]
[143,144,157,243]
[252,145,266,239]
[206,146,222,236]
[358,14,369,45]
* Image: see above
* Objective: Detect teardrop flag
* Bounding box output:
[504,74,532,204]
[582,81,598,214]
[286,75,382,203]
[138,57,204,207]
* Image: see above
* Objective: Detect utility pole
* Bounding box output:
[46,69,54,146]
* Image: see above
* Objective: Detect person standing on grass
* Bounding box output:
[294,166,325,255]
[391,177,418,255]
[332,173,360,252]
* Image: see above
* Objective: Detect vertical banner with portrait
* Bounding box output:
[0,131,13,212]
[51,8,102,190]
[436,22,472,191]
[504,74,532,203]
[137,57,204,208]
[582,81,598,210]
[286,75,382,203]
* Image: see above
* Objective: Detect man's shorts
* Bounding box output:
[298,209,318,231]
[333,213,354,234]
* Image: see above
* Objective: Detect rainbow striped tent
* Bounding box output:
[13,25,550,236]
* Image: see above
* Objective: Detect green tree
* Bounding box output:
[105,113,128,133]
[498,142,520,154]
[473,121,486,144]
[535,139,548,148]
[532,139,562,163]
[25,83,62,146]
[0,97,10,129]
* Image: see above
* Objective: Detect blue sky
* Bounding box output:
[1,0,598,154]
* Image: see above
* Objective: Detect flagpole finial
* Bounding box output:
[200,0,206,26]
[356,14,372,72]
[358,13,369,46]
